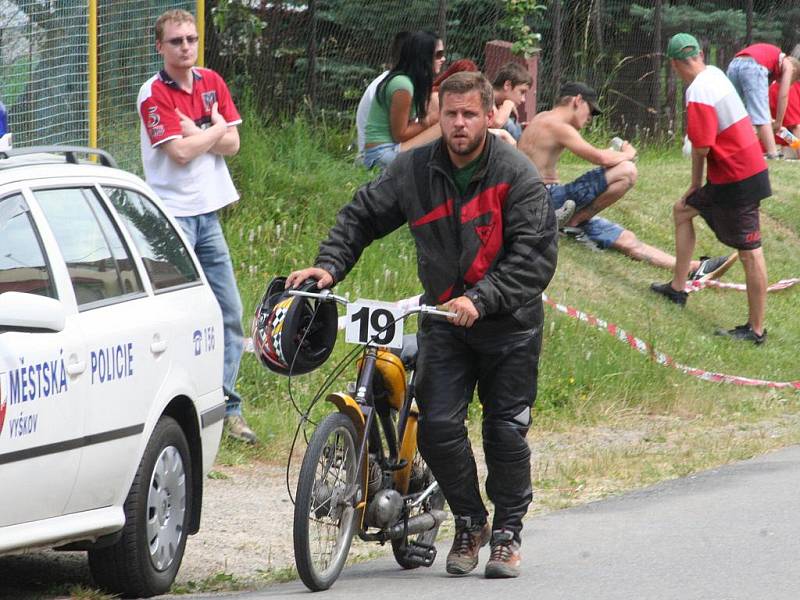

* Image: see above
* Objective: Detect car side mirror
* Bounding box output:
[0,291,66,332]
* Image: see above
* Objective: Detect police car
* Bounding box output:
[0,146,225,597]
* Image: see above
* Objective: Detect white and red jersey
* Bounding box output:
[735,43,784,82]
[137,67,242,217]
[685,65,767,186]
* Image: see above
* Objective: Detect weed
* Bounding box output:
[171,571,248,594]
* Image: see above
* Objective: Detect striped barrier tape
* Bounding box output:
[246,285,799,389]
[686,277,800,294]
[541,292,800,390]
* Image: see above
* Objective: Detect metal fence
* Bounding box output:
[1,0,799,165]
[206,0,800,140]
[0,0,199,172]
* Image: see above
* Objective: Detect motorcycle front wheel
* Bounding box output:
[293,412,360,591]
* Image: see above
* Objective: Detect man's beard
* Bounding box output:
[447,129,487,156]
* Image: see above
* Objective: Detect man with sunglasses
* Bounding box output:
[137,9,256,443]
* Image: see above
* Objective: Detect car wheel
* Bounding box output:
[88,416,191,597]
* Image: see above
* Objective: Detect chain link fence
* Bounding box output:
[207,0,800,141]
[97,0,198,170]
[1,1,89,146]
[0,0,197,172]
[1,1,799,164]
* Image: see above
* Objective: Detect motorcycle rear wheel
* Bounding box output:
[391,449,446,569]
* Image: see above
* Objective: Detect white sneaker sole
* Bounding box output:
[696,253,738,282]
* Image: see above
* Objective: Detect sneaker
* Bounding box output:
[224,414,258,444]
[560,224,601,252]
[650,282,687,306]
[485,529,521,579]
[714,323,767,345]
[689,253,738,282]
[446,517,491,575]
[554,199,576,228]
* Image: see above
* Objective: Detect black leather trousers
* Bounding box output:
[415,316,542,542]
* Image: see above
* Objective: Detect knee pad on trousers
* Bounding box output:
[482,411,531,464]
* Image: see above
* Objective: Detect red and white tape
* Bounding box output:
[246,285,798,389]
[541,292,800,390]
[685,277,800,294]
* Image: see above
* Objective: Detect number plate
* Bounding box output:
[344,299,404,348]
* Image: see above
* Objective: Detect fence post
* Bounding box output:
[197,0,205,67]
[436,0,447,48]
[652,0,661,133]
[745,0,753,47]
[593,0,603,56]
[307,0,318,112]
[88,0,97,148]
[552,0,562,103]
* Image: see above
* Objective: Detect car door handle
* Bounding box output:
[151,337,168,354]
[66,359,86,376]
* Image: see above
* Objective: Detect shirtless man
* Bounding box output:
[518,81,733,277]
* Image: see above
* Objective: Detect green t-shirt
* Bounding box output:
[364,74,416,145]
[453,154,483,196]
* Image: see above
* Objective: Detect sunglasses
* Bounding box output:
[165,35,199,47]
[435,50,446,60]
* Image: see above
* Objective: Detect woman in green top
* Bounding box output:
[363,30,446,169]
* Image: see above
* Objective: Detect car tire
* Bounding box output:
[88,416,191,598]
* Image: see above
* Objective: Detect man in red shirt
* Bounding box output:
[768,80,800,158]
[138,10,256,442]
[652,33,771,345]
[727,42,800,158]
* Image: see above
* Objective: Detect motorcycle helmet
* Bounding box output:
[252,276,338,375]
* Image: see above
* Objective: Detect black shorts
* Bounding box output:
[686,170,771,251]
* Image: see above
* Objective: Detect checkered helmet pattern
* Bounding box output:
[252,276,338,376]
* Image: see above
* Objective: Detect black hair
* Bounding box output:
[389,31,411,67]
[377,30,439,122]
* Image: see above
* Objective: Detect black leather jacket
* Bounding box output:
[315,134,558,329]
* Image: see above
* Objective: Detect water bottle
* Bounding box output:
[610,136,624,151]
[682,134,693,157]
[778,127,800,150]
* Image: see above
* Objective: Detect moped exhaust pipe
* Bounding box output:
[385,509,448,540]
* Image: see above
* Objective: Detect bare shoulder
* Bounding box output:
[525,110,558,134]
[520,111,568,150]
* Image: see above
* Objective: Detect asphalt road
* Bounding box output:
[180,444,800,600]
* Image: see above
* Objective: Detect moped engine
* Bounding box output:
[366,489,404,529]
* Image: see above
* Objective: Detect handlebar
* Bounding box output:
[288,288,349,305]
[288,288,456,319]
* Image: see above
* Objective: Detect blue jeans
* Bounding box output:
[546,167,609,212]
[727,56,771,125]
[502,116,523,141]
[546,169,624,249]
[177,212,244,417]
[363,142,400,170]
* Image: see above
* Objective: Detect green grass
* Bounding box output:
[220,111,800,462]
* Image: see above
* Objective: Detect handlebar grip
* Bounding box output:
[423,305,457,318]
